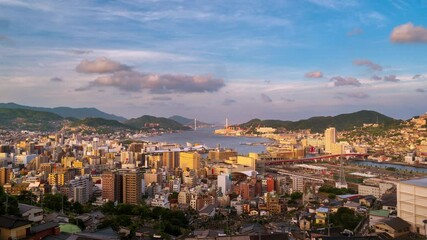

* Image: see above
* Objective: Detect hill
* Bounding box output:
[0,108,65,131]
[126,115,191,131]
[169,115,213,127]
[68,117,132,134]
[0,102,126,122]
[238,110,400,133]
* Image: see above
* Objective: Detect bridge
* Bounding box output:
[262,153,369,165]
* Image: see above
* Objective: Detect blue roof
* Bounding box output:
[317,207,329,213]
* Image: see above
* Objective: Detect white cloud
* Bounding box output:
[305,71,323,78]
[391,22,427,43]
[76,57,131,74]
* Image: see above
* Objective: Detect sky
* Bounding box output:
[1,0,427,124]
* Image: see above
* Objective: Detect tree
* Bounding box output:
[0,186,20,215]
[42,193,71,212]
[290,192,303,200]
[17,190,37,205]
[330,207,362,230]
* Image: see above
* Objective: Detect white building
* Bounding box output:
[397,177,427,235]
[69,175,93,204]
[217,173,231,196]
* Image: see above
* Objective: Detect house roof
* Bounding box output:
[0,215,32,229]
[377,217,411,231]
[18,203,42,214]
[369,209,390,217]
[31,222,59,233]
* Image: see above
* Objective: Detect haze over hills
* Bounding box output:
[0,108,65,131]
[238,110,401,133]
[0,102,127,122]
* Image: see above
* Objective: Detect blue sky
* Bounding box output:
[1,0,427,123]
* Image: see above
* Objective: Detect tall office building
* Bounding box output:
[179,152,201,171]
[324,127,336,154]
[123,170,143,205]
[102,171,122,203]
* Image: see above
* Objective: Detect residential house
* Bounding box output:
[0,215,32,240]
[374,217,410,239]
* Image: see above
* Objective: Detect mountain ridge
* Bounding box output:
[0,102,127,122]
[237,110,401,133]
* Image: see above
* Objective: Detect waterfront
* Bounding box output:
[143,127,272,154]
[351,160,427,174]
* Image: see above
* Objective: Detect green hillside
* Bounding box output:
[238,110,400,133]
[0,108,64,131]
[126,115,191,130]
[0,102,127,122]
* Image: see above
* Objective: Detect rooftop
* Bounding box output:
[0,215,32,229]
[400,177,427,187]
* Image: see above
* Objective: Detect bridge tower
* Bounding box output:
[335,156,348,189]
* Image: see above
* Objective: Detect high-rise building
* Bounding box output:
[217,173,231,196]
[123,170,143,205]
[179,152,201,171]
[69,175,93,204]
[162,151,180,171]
[102,171,122,203]
[324,127,336,154]
[397,177,427,235]
[0,167,12,186]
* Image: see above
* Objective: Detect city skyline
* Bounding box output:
[1,0,427,123]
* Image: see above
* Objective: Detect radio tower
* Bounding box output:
[335,156,348,189]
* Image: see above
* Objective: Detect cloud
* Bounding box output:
[347,92,369,99]
[70,49,93,55]
[74,87,88,92]
[416,88,425,93]
[76,57,131,74]
[152,96,172,101]
[85,70,225,93]
[0,35,13,44]
[391,22,427,43]
[261,93,272,103]
[384,75,400,82]
[50,77,63,82]
[330,76,361,87]
[413,74,423,79]
[347,28,363,36]
[222,98,236,106]
[281,97,295,102]
[353,59,382,71]
[371,75,382,81]
[304,71,323,78]
[337,92,369,99]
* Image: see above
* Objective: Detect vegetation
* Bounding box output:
[0,102,126,121]
[0,186,19,215]
[329,207,363,230]
[238,110,401,133]
[125,115,191,131]
[318,186,357,195]
[0,108,64,131]
[99,202,189,237]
